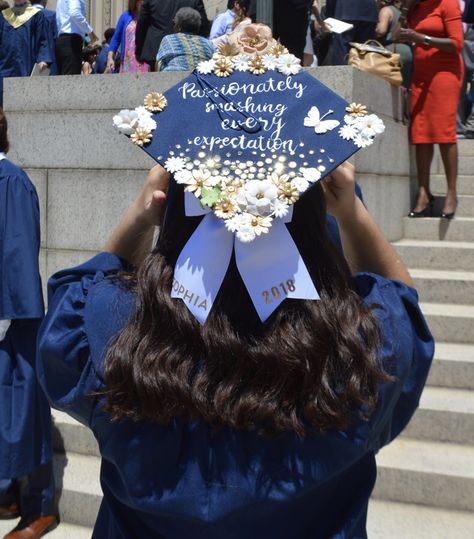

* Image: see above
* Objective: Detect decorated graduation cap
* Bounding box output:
[113,33,385,325]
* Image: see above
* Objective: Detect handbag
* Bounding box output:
[348,40,403,87]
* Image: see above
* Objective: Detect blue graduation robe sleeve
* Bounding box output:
[37,253,130,427]
[354,273,434,452]
[0,161,44,319]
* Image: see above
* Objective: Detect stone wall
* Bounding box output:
[3,68,410,288]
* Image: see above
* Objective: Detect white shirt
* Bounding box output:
[0,153,10,341]
[56,0,92,37]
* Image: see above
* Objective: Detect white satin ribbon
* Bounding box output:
[171,196,320,324]
[0,320,11,341]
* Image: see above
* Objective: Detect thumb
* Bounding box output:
[151,190,167,205]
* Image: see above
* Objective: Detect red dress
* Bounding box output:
[409,0,464,144]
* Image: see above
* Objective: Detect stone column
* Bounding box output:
[257,0,273,27]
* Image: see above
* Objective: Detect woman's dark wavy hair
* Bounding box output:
[103,180,389,436]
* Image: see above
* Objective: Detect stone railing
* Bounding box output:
[3,68,410,287]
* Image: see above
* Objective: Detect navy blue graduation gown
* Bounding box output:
[37,253,434,539]
[0,158,52,479]
[0,9,52,106]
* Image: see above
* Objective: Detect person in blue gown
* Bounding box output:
[0,1,53,106]
[0,109,57,537]
[32,1,58,76]
[37,160,434,539]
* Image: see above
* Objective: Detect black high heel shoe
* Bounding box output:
[408,194,435,218]
[441,199,457,220]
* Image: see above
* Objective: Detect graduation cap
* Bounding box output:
[113,46,385,324]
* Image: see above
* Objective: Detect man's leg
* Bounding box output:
[0,480,20,519]
[273,0,310,61]
[55,34,83,75]
[20,463,56,519]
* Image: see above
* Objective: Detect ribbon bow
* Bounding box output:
[171,193,320,324]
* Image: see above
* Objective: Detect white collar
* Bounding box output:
[32,4,45,9]
[0,153,6,161]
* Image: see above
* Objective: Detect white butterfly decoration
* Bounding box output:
[304,106,340,134]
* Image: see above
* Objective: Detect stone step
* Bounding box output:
[431,194,474,217]
[410,268,474,304]
[401,386,474,445]
[53,410,100,458]
[431,155,474,176]
[53,452,101,528]
[0,520,92,539]
[421,302,474,344]
[373,438,474,512]
[456,140,474,157]
[367,499,474,538]
[403,216,474,242]
[393,239,474,271]
[428,342,474,389]
[431,174,474,196]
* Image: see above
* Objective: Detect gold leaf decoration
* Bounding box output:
[216,42,241,58]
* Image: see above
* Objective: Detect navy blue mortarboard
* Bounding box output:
[113,46,385,323]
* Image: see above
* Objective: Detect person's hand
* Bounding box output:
[397,28,423,43]
[321,161,357,223]
[106,57,115,73]
[38,62,49,72]
[135,165,170,227]
[88,31,99,44]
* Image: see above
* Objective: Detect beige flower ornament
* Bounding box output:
[229,24,276,55]
[144,92,167,113]
[130,127,152,146]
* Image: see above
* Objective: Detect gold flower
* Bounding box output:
[271,172,290,188]
[248,54,267,75]
[130,127,152,146]
[247,214,272,236]
[214,57,234,77]
[270,42,289,57]
[144,92,168,113]
[277,181,299,205]
[216,41,241,58]
[221,178,243,198]
[214,198,238,219]
[346,103,368,117]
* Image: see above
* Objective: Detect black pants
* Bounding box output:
[55,33,83,75]
[273,0,310,61]
[329,21,377,65]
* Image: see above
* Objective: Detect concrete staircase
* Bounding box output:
[2,145,474,539]
[368,139,474,537]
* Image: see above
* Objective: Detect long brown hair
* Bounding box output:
[232,0,250,29]
[104,182,389,436]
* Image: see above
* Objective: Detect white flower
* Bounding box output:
[243,179,278,216]
[225,213,247,233]
[339,123,358,141]
[185,169,216,197]
[262,54,277,70]
[134,106,157,131]
[344,114,358,125]
[197,59,216,74]
[353,133,374,148]
[113,109,140,135]
[236,225,256,243]
[234,54,250,71]
[276,53,301,75]
[175,169,193,184]
[354,114,385,138]
[164,156,186,173]
[301,167,322,183]
[291,176,309,193]
[273,199,290,218]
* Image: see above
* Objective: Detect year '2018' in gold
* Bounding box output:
[262,280,296,304]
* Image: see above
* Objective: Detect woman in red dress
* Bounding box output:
[398,0,464,218]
